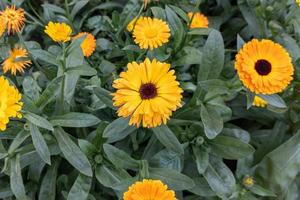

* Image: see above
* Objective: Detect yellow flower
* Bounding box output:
[73,32,96,57]
[252,96,267,107]
[127,17,141,32]
[44,22,72,42]
[112,58,183,128]
[188,12,209,29]
[0,76,23,131]
[2,47,31,75]
[133,17,171,50]
[123,179,176,200]
[0,16,6,37]
[235,39,294,94]
[243,176,254,187]
[0,5,25,34]
[297,0,300,6]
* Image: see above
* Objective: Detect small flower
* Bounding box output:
[73,32,96,57]
[44,22,72,43]
[123,179,176,200]
[112,58,183,128]
[0,76,23,131]
[297,0,300,6]
[2,47,31,75]
[133,17,171,50]
[0,16,6,37]
[188,12,209,29]
[252,96,267,107]
[235,39,294,94]
[0,5,25,34]
[243,176,254,187]
[127,17,141,32]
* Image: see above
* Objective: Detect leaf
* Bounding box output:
[10,155,28,200]
[50,112,100,127]
[210,135,255,160]
[8,130,30,154]
[78,139,98,158]
[200,104,223,139]
[95,165,131,188]
[24,112,54,131]
[103,144,140,170]
[71,0,89,19]
[150,149,183,171]
[258,94,287,109]
[29,123,51,165]
[65,65,97,76]
[152,125,184,154]
[93,87,115,110]
[198,30,225,82]
[188,177,216,197]
[193,146,209,174]
[54,128,92,177]
[103,118,136,143]
[39,160,59,200]
[67,174,92,200]
[203,157,236,198]
[248,185,276,197]
[149,168,195,190]
[30,49,60,66]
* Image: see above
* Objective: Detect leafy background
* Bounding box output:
[0,0,300,199]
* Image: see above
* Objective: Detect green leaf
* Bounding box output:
[188,28,212,36]
[103,144,140,170]
[67,174,92,200]
[203,157,236,198]
[8,130,30,154]
[103,118,136,143]
[24,112,54,131]
[71,0,89,19]
[54,128,93,177]
[152,125,184,154]
[198,30,224,81]
[193,146,209,174]
[248,185,276,197]
[65,65,97,76]
[78,139,98,158]
[93,87,115,110]
[188,177,216,197]
[168,5,189,23]
[30,49,60,66]
[200,104,223,139]
[10,155,28,200]
[39,160,59,200]
[95,165,131,188]
[50,112,100,127]
[210,135,255,160]
[258,94,287,109]
[29,123,51,165]
[149,168,195,190]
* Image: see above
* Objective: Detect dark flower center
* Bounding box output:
[255,59,272,76]
[139,83,157,99]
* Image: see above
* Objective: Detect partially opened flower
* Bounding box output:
[112,58,183,128]
[235,39,294,94]
[0,16,6,37]
[252,96,267,107]
[0,5,25,34]
[123,179,176,200]
[2,47,31,75]
[73,32,96,57]
[0,76,23,131]
[188,12,209,29]
[133,17,170,50]
[44,22,72,42]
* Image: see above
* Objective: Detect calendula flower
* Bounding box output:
[235,39,294,94]
[0,76,23,131]
[0,5,25,34]
[188,12,209,29]
[127,17,142,32]
[44,22,72,42]
[123,179,176,200]
[73,32,96,57]
[133,17,170,50]
[252,96,267,107]
[0,16,6,37]
[296,0,300,6]
[112,58,183,128]
[2,47,31,75]
[243,176,254,187]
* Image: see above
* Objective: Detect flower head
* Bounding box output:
[297,0,300,6]
[235,39,294,94]
[243,176,254,187]
[188,12,209,29]
[0,16,6,37]
[44,22,72,43]
[0,5,25,34]
[133,17,170,50]
[0,76,23,131]
[73,32,96,57]
[123,179,176,200]
[2,47,31,75]
[252,96,267,107]
[112,58,183,128]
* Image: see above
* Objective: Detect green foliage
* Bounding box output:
[0,0,300,199]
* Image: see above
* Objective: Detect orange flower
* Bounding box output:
[73,32,96,57]
[0,5,25,34]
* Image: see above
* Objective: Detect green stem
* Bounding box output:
[59,43,67,114]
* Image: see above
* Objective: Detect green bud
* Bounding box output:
[94,155,103,164]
